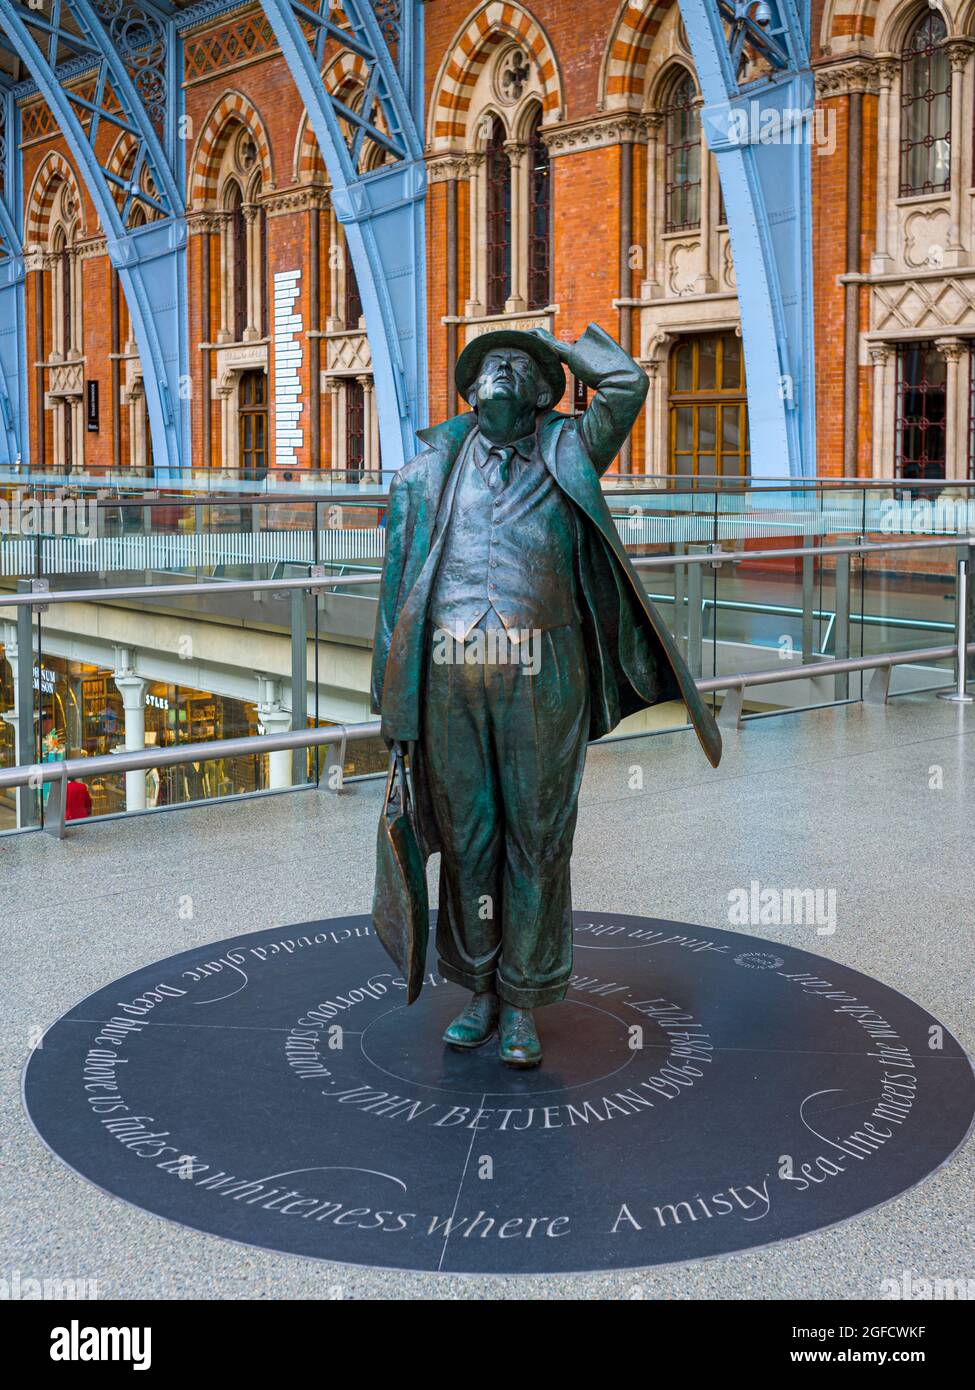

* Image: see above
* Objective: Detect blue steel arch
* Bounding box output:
[678,0,816,479]
[0,0,189,476]
[258,0,427,470]
[0,78,27,466]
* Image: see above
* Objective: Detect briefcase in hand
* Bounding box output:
[372,746,430,1004]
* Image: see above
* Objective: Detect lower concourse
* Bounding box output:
[3,695,972,1298]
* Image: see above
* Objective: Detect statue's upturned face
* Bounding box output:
[473,348,545,410]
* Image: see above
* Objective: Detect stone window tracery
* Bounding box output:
[41,180,84,472]
[214,128,268,346]
[899,12,951,197]
[664,72,701,233]
[485,116,512,315]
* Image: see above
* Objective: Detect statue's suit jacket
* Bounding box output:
[371,323,722,854]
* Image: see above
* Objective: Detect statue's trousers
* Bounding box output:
[423,615,590,1009]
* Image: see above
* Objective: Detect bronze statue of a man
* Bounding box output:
[372,324,720,1068]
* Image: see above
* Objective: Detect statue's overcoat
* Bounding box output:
[371,323,722,855]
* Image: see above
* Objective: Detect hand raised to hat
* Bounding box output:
[526,326,574,362]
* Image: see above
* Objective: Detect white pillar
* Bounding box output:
[113,651,147,812]
[324,378,341,470]
[945,41,974,265]
[370,376,380,480]
[869,343,893,479]
[1,624,22,828]
[505,142,527,312]
[243,203,261,338]
[358,374,376,483]
[256,676,293,790]
[644,358,665,479]
[936,337,966,483]
[466,152,486,317]
[872,59,898,272]
[642,114,662,298]
[695,100,716,293]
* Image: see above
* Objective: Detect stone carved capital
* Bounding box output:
[944,38,975,74]
[935,336,966,363]
[813,57,881,99]
[425,152,485,183]
[186,210,230,236]
[260,187,327,217]
[542,113,651,158]
[875,55,900,88]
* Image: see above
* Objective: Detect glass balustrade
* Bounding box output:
[1,474,972,832]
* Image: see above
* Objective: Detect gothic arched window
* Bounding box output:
[900,12,950,197]
[227,180,247,341]
[485,117,512,315]
[664,72,701,232]
[527,109,551,311]
[53,226,72,359]
[345,251,363,330]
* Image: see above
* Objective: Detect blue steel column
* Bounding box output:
[0,81,27,466]
[258,1,427,470]
[0,1,189,477]
[678,0,816,479]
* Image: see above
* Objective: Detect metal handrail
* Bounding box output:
[631,535,974,568]
[0,641,963,800]
[0,570,381,607]
[696,645,967,695]
[0,720,380,791]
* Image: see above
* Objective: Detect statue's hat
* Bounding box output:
[455,329,567,408]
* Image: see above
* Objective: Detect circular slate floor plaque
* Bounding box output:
[23,913,975,1275]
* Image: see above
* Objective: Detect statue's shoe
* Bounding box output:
[499,1003,542,1068]
[442,992,499,1049]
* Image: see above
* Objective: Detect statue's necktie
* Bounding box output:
[489,445,514,488]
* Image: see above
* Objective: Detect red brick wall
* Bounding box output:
[812,94,848,479]
[426,176,450,428]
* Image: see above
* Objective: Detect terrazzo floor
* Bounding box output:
[1,693,972,1300]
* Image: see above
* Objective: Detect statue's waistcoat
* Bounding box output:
[430,432,578,636]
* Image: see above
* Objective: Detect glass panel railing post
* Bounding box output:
[194,501,204,581]
[15,581,39,829]
[686,549,704,680]
[967,541,975,689]
[250,503,261,587]
[802,544,816,664]
[674,543,687,658]
[290,582,309,786]
[835,551,851,701]
[938,549,974,704]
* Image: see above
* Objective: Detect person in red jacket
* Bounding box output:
[65,750,93,821]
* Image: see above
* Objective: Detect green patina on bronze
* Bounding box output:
[372,323,721,1066]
